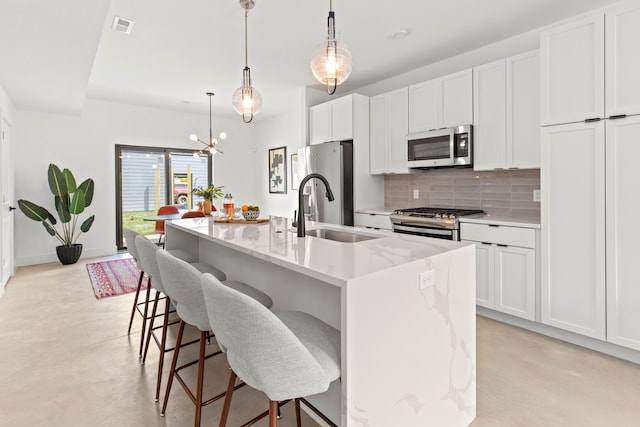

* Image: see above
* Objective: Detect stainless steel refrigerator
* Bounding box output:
[297,140,353,226]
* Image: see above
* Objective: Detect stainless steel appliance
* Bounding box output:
[390,207,484,240]
[298,141,354,226]
[407,125,473,169]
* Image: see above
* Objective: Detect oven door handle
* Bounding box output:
[392,218,454,229]
[392,224,454,237]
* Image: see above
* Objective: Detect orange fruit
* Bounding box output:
[241,205,248,211]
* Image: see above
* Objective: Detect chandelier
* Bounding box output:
[190,92,227,158]
[310,0,353,95]
[232,0,262,123]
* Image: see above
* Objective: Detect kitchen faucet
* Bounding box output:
[297,173,335,237]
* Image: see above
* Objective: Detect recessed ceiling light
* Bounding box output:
[392,29,409,40]
[112,16,134,35]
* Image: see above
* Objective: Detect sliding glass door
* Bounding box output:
[115,145,211,250]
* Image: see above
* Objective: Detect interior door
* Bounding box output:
[1,117,15,293]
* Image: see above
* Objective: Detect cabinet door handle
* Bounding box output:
[481,242,493,246]
[497,244,508,247]
[609,114,627,120]
[488,224,500,228]
[584,117,601,123]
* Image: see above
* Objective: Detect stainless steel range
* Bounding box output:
[390,207,484,240]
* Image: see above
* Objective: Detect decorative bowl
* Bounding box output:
[242,210,260,221]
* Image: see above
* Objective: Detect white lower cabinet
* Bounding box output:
[541,121,606,340]
[462,222,536,321]
[354,212,392,230]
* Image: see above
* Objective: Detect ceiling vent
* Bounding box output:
[112,16,134,34]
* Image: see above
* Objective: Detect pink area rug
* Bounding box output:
[86,258,147,299]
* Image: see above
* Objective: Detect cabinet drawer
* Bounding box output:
[460,222,535,248]
[354,213,392,230]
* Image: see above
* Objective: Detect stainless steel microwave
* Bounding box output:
[407,125,473,169]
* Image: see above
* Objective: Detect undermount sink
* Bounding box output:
[295,227,383,243]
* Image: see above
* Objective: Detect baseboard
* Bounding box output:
[477,307,640,365]
[15,244,118,267]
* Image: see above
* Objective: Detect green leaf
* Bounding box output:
[77,179,94,207]
[62,168,77,193]
[81,215,95,232]
[55,195,71,223]
[42,222,56,237]
[47,164,68,199]
[69,189,86,215]
[17,199,49,222]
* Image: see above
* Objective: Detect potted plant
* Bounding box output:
[18,163,95,265]
[191,184,224,215]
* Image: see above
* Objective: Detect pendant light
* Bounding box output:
[310,0,352,95]
[190,92,227,158]
[232,0,262,123]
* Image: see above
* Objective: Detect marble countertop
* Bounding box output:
[166,216,470,286]
[459,213,541,229]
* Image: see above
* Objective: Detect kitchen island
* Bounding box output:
[165,216,476,427]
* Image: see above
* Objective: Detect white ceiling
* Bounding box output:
[0,0,620,119]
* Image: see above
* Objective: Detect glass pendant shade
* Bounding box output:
[234,0,261,123]
[310,38,352,89]
[232,68,262,122]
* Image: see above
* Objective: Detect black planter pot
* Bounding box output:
[56,244,83,265]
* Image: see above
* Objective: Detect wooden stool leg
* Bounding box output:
[142,290,160,364]
[127,270,145,334]
[195,331,207,427]
[218,369,237,427]
[269,400,278,427]
[155,297,171,402]
[138,279,152,358]
[161,320,185,416]
[295,398,301,427]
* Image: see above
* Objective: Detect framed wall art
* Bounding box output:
[268,146,287,194]
[290,153,300,190]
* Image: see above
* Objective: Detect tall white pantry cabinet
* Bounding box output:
[540,1,640,349]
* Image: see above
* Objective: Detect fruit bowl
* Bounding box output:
[242,210,260,221]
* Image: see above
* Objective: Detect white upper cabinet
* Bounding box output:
[309,95,354,145]
[507,51,540,168]
[540,14,605,125]
[474,51,539,171]
[309,102,331,145]
[605,2,640,118]
[370,88,409,174]
[409,69,472,133]
[541,3,640,126]
[473,60,507,170]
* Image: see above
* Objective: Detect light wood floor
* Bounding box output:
[0,255,639,427]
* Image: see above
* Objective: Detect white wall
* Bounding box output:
[216,88,306,219]
[353,29,540,98]
[14,98,253,266]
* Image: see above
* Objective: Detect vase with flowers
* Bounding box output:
[191,184,224,215]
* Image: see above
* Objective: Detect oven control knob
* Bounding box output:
[449,214,456,219]
[435,213,442,219]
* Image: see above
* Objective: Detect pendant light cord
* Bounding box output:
[244,8,249,68]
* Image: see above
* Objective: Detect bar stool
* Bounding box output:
[135,235,229,400]
[155,205,179,247]
[181,211,206,219]
[124,228,198,358]
[201,273,340,427]
[155,249,273,427]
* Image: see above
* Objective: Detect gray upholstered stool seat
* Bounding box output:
[189,262,226,282]
[155,249,273,427]
[201,273,340,427]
